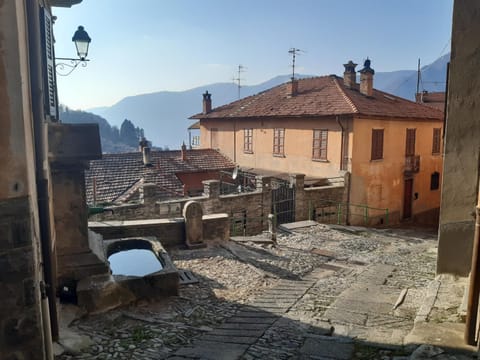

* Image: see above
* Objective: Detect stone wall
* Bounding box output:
[90,175,347,237]
[437,0,480,275]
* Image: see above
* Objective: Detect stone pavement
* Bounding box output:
[55,224,479,360]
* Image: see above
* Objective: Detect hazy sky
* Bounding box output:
[53,0,453,110]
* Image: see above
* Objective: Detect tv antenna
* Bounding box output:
[288,48,304,80]
[232,64,246,99]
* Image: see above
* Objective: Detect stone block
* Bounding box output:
[48,123,102,163]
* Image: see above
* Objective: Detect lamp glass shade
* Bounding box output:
[72,26,91,60]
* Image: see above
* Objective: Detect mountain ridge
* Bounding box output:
[88,54,449,148]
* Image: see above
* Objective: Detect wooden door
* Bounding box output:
[403,178,413,219]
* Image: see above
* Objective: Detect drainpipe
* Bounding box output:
[336,116,351,225]
[26,0,59,341]
[41,282,54,360]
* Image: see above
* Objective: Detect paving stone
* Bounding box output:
[201,334,258,344]
[234,311,279,318]
[226,316,278,324]
[300,336,354,360]
[218,322,270,330]
[208,328,266,337]
[174,341,249,360]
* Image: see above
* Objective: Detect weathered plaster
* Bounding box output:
[437,0,480,275]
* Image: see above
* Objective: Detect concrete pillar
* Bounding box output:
[437,0,480,276]
[48,123,109,285]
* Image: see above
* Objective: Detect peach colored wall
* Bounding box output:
[200,117,351,178]
[350,116,443,224]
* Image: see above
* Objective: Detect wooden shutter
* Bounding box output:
[371,129,384,160]
[432,128,441,154]
[405,129,416,156]
[40,7,58,120]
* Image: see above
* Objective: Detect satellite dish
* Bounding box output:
[232,167,239,180]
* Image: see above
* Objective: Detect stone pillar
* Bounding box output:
[203,179,220,198]
[437,0,480,275]
[49,123,109,285]
[256,176,272,231]
[290,174,306,221]
[141,183,157,205]
[183,201,205,249]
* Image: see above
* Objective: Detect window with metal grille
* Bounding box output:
[405,128,416,156]
[273,128,285,156]
[244,128,253,153]
[431,171,440,190]
[432,128,441,154]
[312,129,328,160]
[371,129,384,160]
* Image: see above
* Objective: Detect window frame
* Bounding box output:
[371,129,384,161]
[273,128,285,156]
[405,128,416,156]
[312,129,328,161]
[243,128,253,153]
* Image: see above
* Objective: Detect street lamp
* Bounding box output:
[56,25,91,76]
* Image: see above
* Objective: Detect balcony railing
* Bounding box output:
[405,155,420,173]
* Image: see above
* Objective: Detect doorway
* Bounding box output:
[403,178,413,219]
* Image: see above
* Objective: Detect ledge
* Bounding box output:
[48,123,102,164]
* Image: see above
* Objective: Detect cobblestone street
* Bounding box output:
[55,224,476,360]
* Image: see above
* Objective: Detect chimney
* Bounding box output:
[139,136,148,152]
[203,91,212,114]
[181,142,187,161]
[287,78,299,97]
[358,58,375,97]
[343,60,357,89]
[142,146,152,166]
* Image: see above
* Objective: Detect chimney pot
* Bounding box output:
[142,146,152,166]
[358,58,375,97]
[181,142,187,161]
[343,60,357,89]
[202,91,212,114]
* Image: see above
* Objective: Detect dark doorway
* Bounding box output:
[271,178,295,224]
[403,178,413,219]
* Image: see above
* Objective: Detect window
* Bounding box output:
[405,128,416,156]
[273,128,285,156]
[371,129,384,160]
[210,128,218,148]
[432,128,441,154]
[244,128,253,153]
[431,172,440,190]
[312,129,328,160]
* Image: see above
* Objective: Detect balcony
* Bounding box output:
[405,155,420,174]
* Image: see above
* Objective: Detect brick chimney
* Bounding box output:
[287,78,299,97]
[358,58,375,97]
[142,146,152,166]
[343,60,357,89]
[203,91,212,114]
[181,142,187,161]
[139,136,148,152]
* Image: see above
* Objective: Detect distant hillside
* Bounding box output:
[89,54,449,148]
[59,107,147,153]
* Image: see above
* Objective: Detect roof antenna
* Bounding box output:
[232,64,246,99]
[416,58,422,97]
[288,48,304,81]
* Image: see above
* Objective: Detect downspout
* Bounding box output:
[26,0,59,343]
[233,119,237,163]
[336,116,351,224]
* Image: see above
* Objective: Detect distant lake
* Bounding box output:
[108,249,163,276]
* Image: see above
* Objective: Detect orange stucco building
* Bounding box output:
[190,60,444,225]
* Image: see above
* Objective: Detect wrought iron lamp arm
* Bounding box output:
[55,57,90,76]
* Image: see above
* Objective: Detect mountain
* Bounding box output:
[59,107,147,153]
[89,54,449,148]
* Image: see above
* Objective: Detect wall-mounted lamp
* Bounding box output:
[55,25,91,76]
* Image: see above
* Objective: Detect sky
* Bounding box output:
[53,0,453,110]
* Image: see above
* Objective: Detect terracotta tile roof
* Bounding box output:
[85,149,235,205]
[416,91,446,110]
[190,76,443,121]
